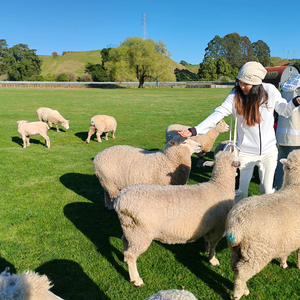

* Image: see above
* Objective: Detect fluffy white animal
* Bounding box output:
[17,120,50,149]
[86,114,117,143]
[226,149,300,300]
[93,136,201,210]
[166,119,229,167]
[114,151,240,286]
[0,267,63,300]
[145,289,197,300]
[36,107,69,132]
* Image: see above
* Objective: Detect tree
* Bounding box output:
[85,62,110,82]
[0,39,9,75]
[104,37,175,88]
[6,44,42,81]
[252,40,271,66]
[52,52,57,57]
[198,55,217,80]
[179,60,189,66]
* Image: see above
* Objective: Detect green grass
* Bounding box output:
[0,87,297,300]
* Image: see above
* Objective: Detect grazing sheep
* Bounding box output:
[166,119,229,167]
[114,151,240,286]
[36,107,69,132]
[17,120,50,149]
[226,149,300,300]
[93,136,201,210]
[145,289,197,300]
[86,114,117,143]
[0,267,63,300]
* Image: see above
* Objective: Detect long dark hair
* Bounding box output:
[234,83,268,126]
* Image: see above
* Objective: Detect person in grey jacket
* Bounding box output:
[179,61,300,203]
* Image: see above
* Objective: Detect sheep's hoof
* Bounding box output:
[280,262,288,269]
[131,279,144,287]
[209,257,220,266]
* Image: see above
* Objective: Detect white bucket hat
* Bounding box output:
[237,61,267,85]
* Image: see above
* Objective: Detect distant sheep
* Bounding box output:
[36,107,69,132]
[93,136,201,210]
[145,289,197,300]
[0,267,63,300]
[114,151,240,286]
[226,149,300,300]
[86,115,117,143]
[17,120,50,149]
[166,119,229,167]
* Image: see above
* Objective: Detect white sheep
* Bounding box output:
[145,289,197,300]
[166,119,229,167]
[226,149,300,300]
[36,107,69,132]
[114,151,240,286]
[0,267,63,300]
[17,120,50,149]
[86,114,117,143]
[93,136,201,210]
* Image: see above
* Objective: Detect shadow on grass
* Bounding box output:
[11,136,47,148]
[74,131,116,143]
[75,132,88,142]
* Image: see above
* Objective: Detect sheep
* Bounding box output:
[17,120,50,149]
[86,114,117,143]
[93,136,201,210]
[114,150,240,286]
[0,267,64,300]
[145,289,197,300]
[166,119,229,167]
[226,149,300,300]
[36,107,69,132]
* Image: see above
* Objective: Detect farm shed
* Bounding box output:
[263,66,299,88]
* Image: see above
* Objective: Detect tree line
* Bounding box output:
[1,33,300,87]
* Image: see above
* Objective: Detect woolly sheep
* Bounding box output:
[86,114,117,143]
[17,120,50,149]
[145,289,197,300]
[114,151,240,286]
[36,107,69,132]
[166,119,229,167]
[93,136,201,210]
[226,149,300,300]
[0,267,63,300]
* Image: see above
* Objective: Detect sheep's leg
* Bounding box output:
[296,249,300,269]
[104,190,114,210]
[96,131,102,143]
[122,233,129,251]
[280,256,288,269]
[26,136,30,147]
[55,124,60,132]
[196,154,204,168]
[21,135,27,148]
[40,133,50,148]
[204,236,210,254]
[111,130,116,139]
[206,232,223,266]
[124,233,152,287]
[104,132,109,140]
[86,126,95,143]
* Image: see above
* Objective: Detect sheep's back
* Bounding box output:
[92,115,117,131]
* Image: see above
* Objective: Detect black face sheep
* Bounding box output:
[36,107,69,132]
[93,136,201,210]
[17,120,50,149]
[226,149,300,300]
[0,267,64,300]
[114,151,240,286]
[86,114,117,143]
[166,119,229,167]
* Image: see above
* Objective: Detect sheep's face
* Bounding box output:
[166,136,201,154]
[61,121,69,130]
[215,119,229,133]
[280,149,300,187]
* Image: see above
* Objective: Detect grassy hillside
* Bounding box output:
[185,64,199,74]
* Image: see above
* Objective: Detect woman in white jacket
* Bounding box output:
[179,61,300,202]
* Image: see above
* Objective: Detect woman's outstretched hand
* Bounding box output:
[178,130,192,138]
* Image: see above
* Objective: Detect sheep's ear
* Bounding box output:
[280,158,288,166]
[203,161,214,167]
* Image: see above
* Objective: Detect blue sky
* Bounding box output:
[1,0,299,64]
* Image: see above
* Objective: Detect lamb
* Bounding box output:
[17,120,50,149]
[93,136,201,210]
[145,289,197,300]
[86,114,117,143]
[36,107,69,132]
[166,119,229,167]
[114,151,240,286]
[0,267,63,300]
[226,149,300,300]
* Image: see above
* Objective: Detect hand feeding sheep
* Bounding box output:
[93,136,201,210]
[86,114,117,143]
[0,267,63,300]
[166,119,229,167]
[17,120,50,149]
[36,107,69,132]
[226,149,300,300]
[114,151,240,286]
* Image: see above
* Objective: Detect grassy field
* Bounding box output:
[0,87,298,300]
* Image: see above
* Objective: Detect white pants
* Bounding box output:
[235,149,278,203]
